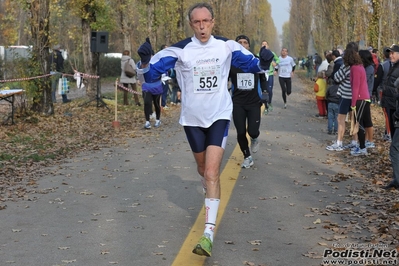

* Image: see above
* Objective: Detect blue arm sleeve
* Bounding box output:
[139,47,180,83]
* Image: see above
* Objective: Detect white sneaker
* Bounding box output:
[251,138,259,153]
[154,120,161,128]
[144,121,151,129]
[350,147,368,156]
[365,140,375,148]
[343,141,358,150]
[326,142,343,151]
[241,156,254,168]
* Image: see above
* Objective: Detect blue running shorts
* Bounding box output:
[184,120,230,153]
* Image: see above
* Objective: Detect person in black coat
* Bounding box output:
[49,44,70,103]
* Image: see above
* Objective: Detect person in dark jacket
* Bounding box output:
[378,48,393,141]
[325,84,340,134]
[49,44,70,103]
[381,45,399,141]
[382,44,399,190]
[331,50,343,81]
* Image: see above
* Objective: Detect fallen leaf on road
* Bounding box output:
[313,218,321,224]
[247,240,261,245]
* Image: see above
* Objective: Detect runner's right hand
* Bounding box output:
[259,46,274,70]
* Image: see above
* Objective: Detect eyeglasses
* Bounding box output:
[191,18,213,26]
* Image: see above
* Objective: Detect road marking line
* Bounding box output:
[171,144,242,265]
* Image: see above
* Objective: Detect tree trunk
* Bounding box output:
[28,0,53,115]
[82,19,97,99]
[118,0,132,51]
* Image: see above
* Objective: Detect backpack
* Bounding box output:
[124,59,136,78]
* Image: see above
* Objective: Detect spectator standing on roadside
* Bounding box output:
[326,42,359,152]
[136,2,273,257]
[314,71,327,118]
[358,49,375,148]
[325,53,335,84]
[382,45,399,190]
[379,48,393,141]
[314,53,322,77]
[49,44,71,103]
[331,50,343,79]
[120,50,140,106]
[318,50,331,73]
[348,49,373,156]
[381,45,399,151]
[325,82,340,134]
[275,47,296,109]
[168,68,181,105]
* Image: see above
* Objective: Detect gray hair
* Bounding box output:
[187,2,214,21]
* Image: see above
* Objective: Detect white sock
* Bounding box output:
[204,198,220,242]
[337,140,343,146]
[351,140,358,145]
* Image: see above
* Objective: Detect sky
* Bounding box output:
[268,0,290,35]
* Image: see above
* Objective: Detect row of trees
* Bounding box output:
[0,0,278,115]
[284,0,399,59]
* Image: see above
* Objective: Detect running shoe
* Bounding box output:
[326,142,343,151]
[350,147,368,156]
[144,121,151,129]
[264,109,269,115]
[365,140,375,148]
[284,103,287,109]
[241,156,254,168]
[192,236,213,257]
[154,120,161,128]
[269,104,273,111]
[251,138,259,153]
[343,142,358,150]
[383,134,391,142]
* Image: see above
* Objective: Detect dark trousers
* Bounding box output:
[122,83,140,105]
[161,83,169,107]
[266,75,274,104]
[142,91,161,121]
[278,77,292,104]
[232,104,261,158]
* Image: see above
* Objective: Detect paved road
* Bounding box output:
[0,76,361,266]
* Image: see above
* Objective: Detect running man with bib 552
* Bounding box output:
[136,2,273,257]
